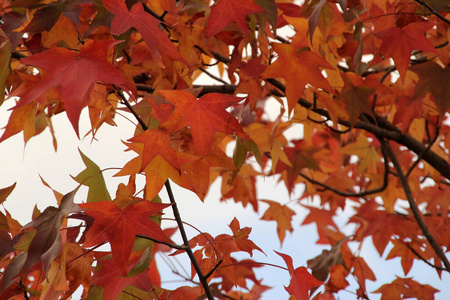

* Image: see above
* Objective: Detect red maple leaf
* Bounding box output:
[375,22,437,80]
[205,0,265,38]
[102,0,186,67]
[161,90,248,155]
[15,40,126,135]
[91,258,153,299]
[80,200,172,274]
[276,251,323,300]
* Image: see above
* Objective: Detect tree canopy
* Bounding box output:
[0,0,450,299]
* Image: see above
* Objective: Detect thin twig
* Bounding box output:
[406,122,439,177]
[405,242,447,271]
[136,234,187,250]
[199,67,229,84]
[381,139,450,272]
[204,258,223,279]
[414,0,450,25]
[299,145,389,198]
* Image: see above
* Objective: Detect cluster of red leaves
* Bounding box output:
[0,0,449,299]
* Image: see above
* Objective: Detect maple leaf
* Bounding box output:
[228,217,264,256]
[102,0,186,67]
[411,61,450,118]
[338,72,386,126]
[14,40,127,135]
[260,200,295,245]
[375,22,437,80]
[374,277,438,300]
[386,239,417,275]
[0,183,16,205]
[128,128,180,171]
[161,90,248,155]
[0,189,82,294]
[262,43,335,113]
[205,0,265,38]
[302,205,338,244]
[64,243,94,299]
[72,150,111,203]
[80,200,172,274]
[275,251,323,300]
[307,238,347,281]
[22,0,88,33]
[90,257,153,299]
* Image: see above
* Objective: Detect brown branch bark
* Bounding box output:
[381,140,450,272]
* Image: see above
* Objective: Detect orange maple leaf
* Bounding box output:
[205,0,265,38]
[102,0,186,67]
[161,90,248,155]
[276,251,323,300]
[80,200,172,274]
[262,43,335,113]
[375,22,437,80]
[260,200,295,245]
[14,40,126,135]
[128,128,180,171]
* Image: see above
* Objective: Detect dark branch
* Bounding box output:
[405,242,447,271]
[299,145,389,198]
[406,121,440,177]
[381,139,450,272]
[164,181,215,300]
[117,89,215,300]
[136,234,187,250]
[414,0,450,25]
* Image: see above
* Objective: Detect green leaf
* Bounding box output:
[73,149,111,202]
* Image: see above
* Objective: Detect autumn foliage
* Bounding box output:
[0,0,449,299]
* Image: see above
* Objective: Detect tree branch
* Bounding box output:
[299,145,389,198]
[205,44,450,181]
[116,90,215,299]
[405,242,447,271]
[136,234,187,250]
[406,122,439,177]
[381,140,450,272]
[414,0,450,25]
[163,181,215,299]
[135,83,237,96]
